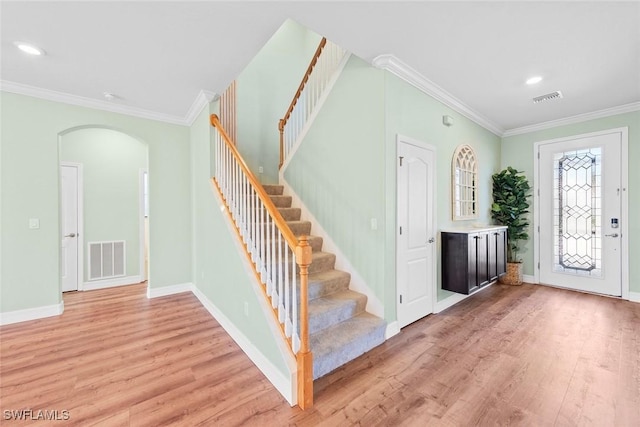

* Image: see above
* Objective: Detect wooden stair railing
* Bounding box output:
[279,37,347,169]
[210,114,314,409]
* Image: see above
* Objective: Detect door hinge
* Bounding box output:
[400,295,403,304]
[399,226,403,235]
[538,152,540,159]
[538,189,540,196]
[399,156,404,166]
[538,262,540,269]
[538,226,540,232]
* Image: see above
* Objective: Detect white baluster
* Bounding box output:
[283,242,289,320]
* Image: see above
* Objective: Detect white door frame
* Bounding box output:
[139,169,148,281]
[396,134,438,322]
[533,127,629,300]
[60,161,84,292]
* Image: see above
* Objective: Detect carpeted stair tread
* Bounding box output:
[277,207,301,221]
[269,195,292,208]
[286,220,312,236]
[262,184,284,195]
[308,290,367,335]
[310,312,386,380]
[307,270,350,299]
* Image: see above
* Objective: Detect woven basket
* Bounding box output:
[500,262,523,286]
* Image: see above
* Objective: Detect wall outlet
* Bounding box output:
[244,301,249,317]
[258,166,264,174]
[29,218,40,229]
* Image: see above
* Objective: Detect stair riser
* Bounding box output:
[308,296,367,335]
[312,324,386,380]
[308,274,350,300]
[268,253,336,278]
[262,185,284,196]
[269,196,292,208]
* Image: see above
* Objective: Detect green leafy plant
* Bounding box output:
[491,167,531,262]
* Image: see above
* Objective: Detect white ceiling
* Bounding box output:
[2,1,639,133]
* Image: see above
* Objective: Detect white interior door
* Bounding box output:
[538,131,622,296]
[397,137,436,328]
[61,165,79,292]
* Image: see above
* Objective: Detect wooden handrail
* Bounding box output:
[211,113,313,409]
[279,37,327,169]
[211,114,298,250]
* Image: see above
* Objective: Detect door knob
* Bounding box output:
[605,233,619,238]
[64,233,76,238]
[428,237,435,243]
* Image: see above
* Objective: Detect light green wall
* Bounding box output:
[236,19,322,184]
[501,111,640,292]
[383,73,502,305]
[284,55,502,322]
[284,55,387,312]
[190,103,289,376]
[0,92,191,313]
[60,128,147,282]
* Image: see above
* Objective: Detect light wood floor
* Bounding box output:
[1,283,638,426]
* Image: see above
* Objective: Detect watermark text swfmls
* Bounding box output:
[3,409,71,421]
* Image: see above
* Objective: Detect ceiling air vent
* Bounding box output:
[533,91,563,104]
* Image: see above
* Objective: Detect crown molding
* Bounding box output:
[502,101,640,137]
[0,80,216,126]
[372,54,504,136]
[184,90,217,125]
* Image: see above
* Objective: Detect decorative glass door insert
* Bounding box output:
[553,148,602,277]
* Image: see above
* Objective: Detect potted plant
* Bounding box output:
[491,167,531,285]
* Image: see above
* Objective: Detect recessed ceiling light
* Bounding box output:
[14,41,45,56]
[526,76,543,85]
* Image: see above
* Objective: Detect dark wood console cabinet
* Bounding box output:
[441,227,507,295]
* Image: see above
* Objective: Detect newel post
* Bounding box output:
[278,119,285,170]
[295,235,313,409]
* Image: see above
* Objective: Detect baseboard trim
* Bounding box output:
[434,283,496,314]
[523,274,536,284]
[83,275,143,291]
[385,321,400,339]
[434,293,468,314]
[629,292,640,303]
[0,301,64,326]
[191,286,295,405]
[146,282,194,299]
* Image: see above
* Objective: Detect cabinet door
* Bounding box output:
[488,229,507,282]
[496,229,507,276]
[476,233,490,286]
[467,233,478,292]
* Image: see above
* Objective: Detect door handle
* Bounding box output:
[64,233,77,238]
[428,237,435,243]
[605,233,619,238]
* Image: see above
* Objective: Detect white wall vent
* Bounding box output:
[533,91,563,104]
[88,241,125,280]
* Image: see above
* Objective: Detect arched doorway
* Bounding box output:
[58,126,149,293]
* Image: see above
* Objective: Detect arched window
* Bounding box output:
[452,144,478,220]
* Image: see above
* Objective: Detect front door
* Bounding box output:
[61,165,79,292]
[397,137,436,328]
[538,129,623,296]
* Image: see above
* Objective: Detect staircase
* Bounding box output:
[263,183,386,379]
